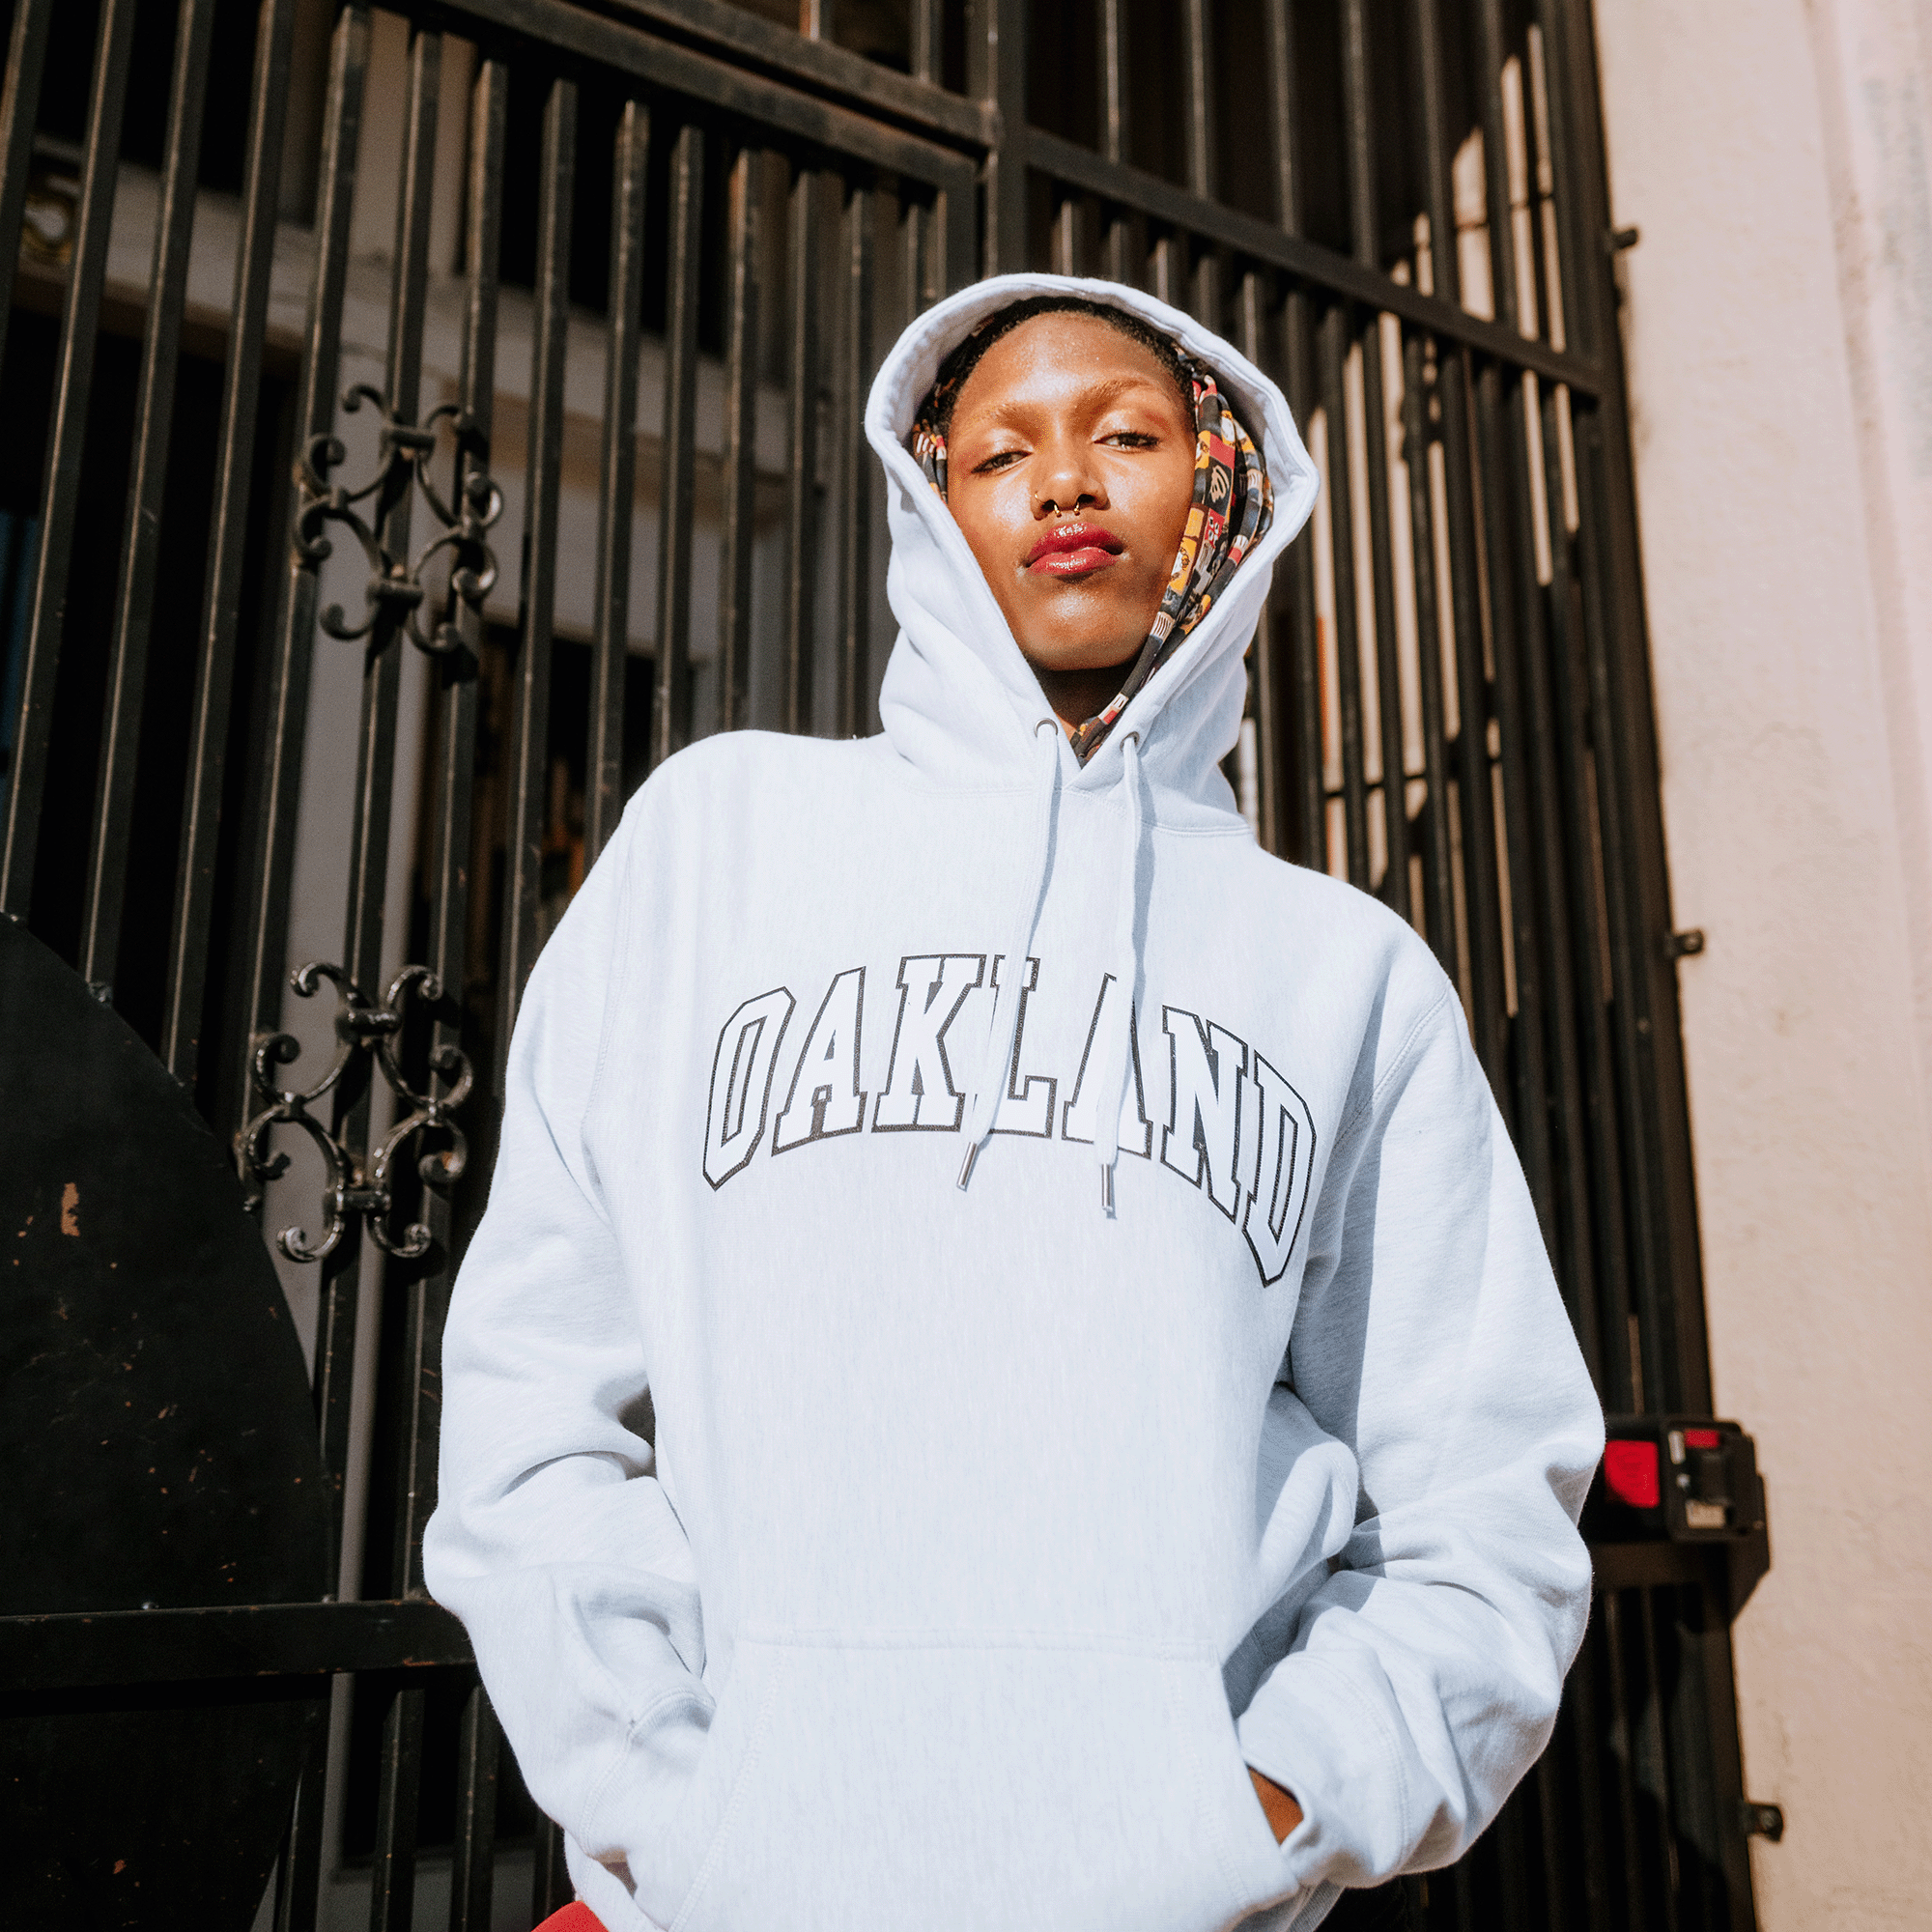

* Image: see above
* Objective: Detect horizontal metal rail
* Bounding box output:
[0,1600,471,1691]
[582,0,994,150]
[427,0,979,198]
[0,1540,1724,1695]
[1021,123,1603,393]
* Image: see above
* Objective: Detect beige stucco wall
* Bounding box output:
[1593,0,1932,1924]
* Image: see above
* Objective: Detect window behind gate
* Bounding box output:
[0,2,1756,1928]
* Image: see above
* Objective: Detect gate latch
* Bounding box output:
[1584,1416,1767,1543]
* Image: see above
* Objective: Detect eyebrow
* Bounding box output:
[965,372,1179,428]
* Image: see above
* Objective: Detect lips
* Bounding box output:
[1023,522,1124,577]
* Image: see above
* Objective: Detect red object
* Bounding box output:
[1683,1427,1720,1449]
[1604,1439,1661,1509]
[534,1906,604,1932]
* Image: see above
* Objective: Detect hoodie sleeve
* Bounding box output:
[421,807,713,1879]
[1234,963,1605,1889]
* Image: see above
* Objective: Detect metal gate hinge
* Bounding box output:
[1667,928,1705,959]
[1741,1800,1784,1842]
[1607,225,1640,253]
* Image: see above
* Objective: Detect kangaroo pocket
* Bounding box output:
[639,1632,1297,1932]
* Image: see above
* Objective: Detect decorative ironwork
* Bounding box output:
[295,385,501,656]
[236,962,471,1264]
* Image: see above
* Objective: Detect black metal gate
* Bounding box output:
[0,2,1762,1927]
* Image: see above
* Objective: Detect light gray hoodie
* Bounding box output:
[423,272,1604,1932]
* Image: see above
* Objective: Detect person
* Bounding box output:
[422,272,1605,1932]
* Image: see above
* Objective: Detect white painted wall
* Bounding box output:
[1593,1,1932,1924]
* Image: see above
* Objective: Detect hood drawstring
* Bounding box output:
[957,718,1064,1190]
[1094,730,1143,1214]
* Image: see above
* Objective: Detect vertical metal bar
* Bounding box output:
[1101,0,1128,162]
[158,0,298,1086]
[1535,1750,1568,1928]
[368,1682,426,1932]
[784,167,819,735]
[80,0,219,992]
[1539,384,1626,1386]
[1318,304,1370,887]
[1471,358,1556,1222]
[449,1683,500,1932]
[652,122,703,771]
[1181,0,1213,197]
[1049,192,1078,278]
[1572,17,1709,1415]
[497,75,576,1071]
[1475,0,1524,335]
[234,12,369,1618]
[329,23,439,1098]
[903,185,939,327]
[532,1816,572,1922]
[1634,1589,1684,1932]
[272,1714,330,1932]
[1236,271,1287,858]
[1472,0,1600,1342]
[0,0,55,386]
[1340,0,1408,920]
[1564,1612,1617,1932]
[1098,0,1133,281]
[0,0,139,919]
[1510,404,1603,1362]
[232,0,369,1141]
[1401,331,1456,965]
[908,0,939,84]
[1598,1593,1648,1932]
[1263,0,1296,241]
[1263,0,1323,871]
[1180,0,1217,324]
[971,0,1026,272]
[836,178,873,739]
[1284,295,1324,874]
[391,52,507,1616]
[1571,412,1665,1413]
[939,165,975,297]
[310,22,439,1624]
[719,147,761,734]
[1356,380,1410,895]
[1410,0,1509,1084]
[588,99,649,861]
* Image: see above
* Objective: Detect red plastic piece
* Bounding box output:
[534,1907,604,1932]
[1604,1438,1661,1509]
[1683,1427,1720,1449]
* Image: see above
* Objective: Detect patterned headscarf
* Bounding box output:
[910,321,1271,763]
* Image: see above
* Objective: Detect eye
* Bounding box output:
[1099,429,1159,449]
[971,447,1028,474]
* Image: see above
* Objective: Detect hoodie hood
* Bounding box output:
[868,274,1320,816]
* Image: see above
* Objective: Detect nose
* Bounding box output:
[1036,429,1107,518]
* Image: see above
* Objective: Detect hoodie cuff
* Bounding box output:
[1234,1651,1413,1891]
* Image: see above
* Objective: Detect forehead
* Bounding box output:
[950,312,1187,424]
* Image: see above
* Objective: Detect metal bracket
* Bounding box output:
[1607,224,1640,253]
[1741,1801,1784,1843]
[1667,928,1706,959]
[294,384,502,659]
[234,962,470,1264]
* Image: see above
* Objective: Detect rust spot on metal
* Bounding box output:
[60,1181,79,1236]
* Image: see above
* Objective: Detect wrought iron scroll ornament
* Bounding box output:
[237,964,471,1264]
[296,384,502,655]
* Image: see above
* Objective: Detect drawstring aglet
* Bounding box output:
[957,1140,980,1190]
[1100,1163,1115,1216]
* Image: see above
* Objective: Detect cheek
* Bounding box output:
[1147,446,1199,559]
[949,484,1025,587]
